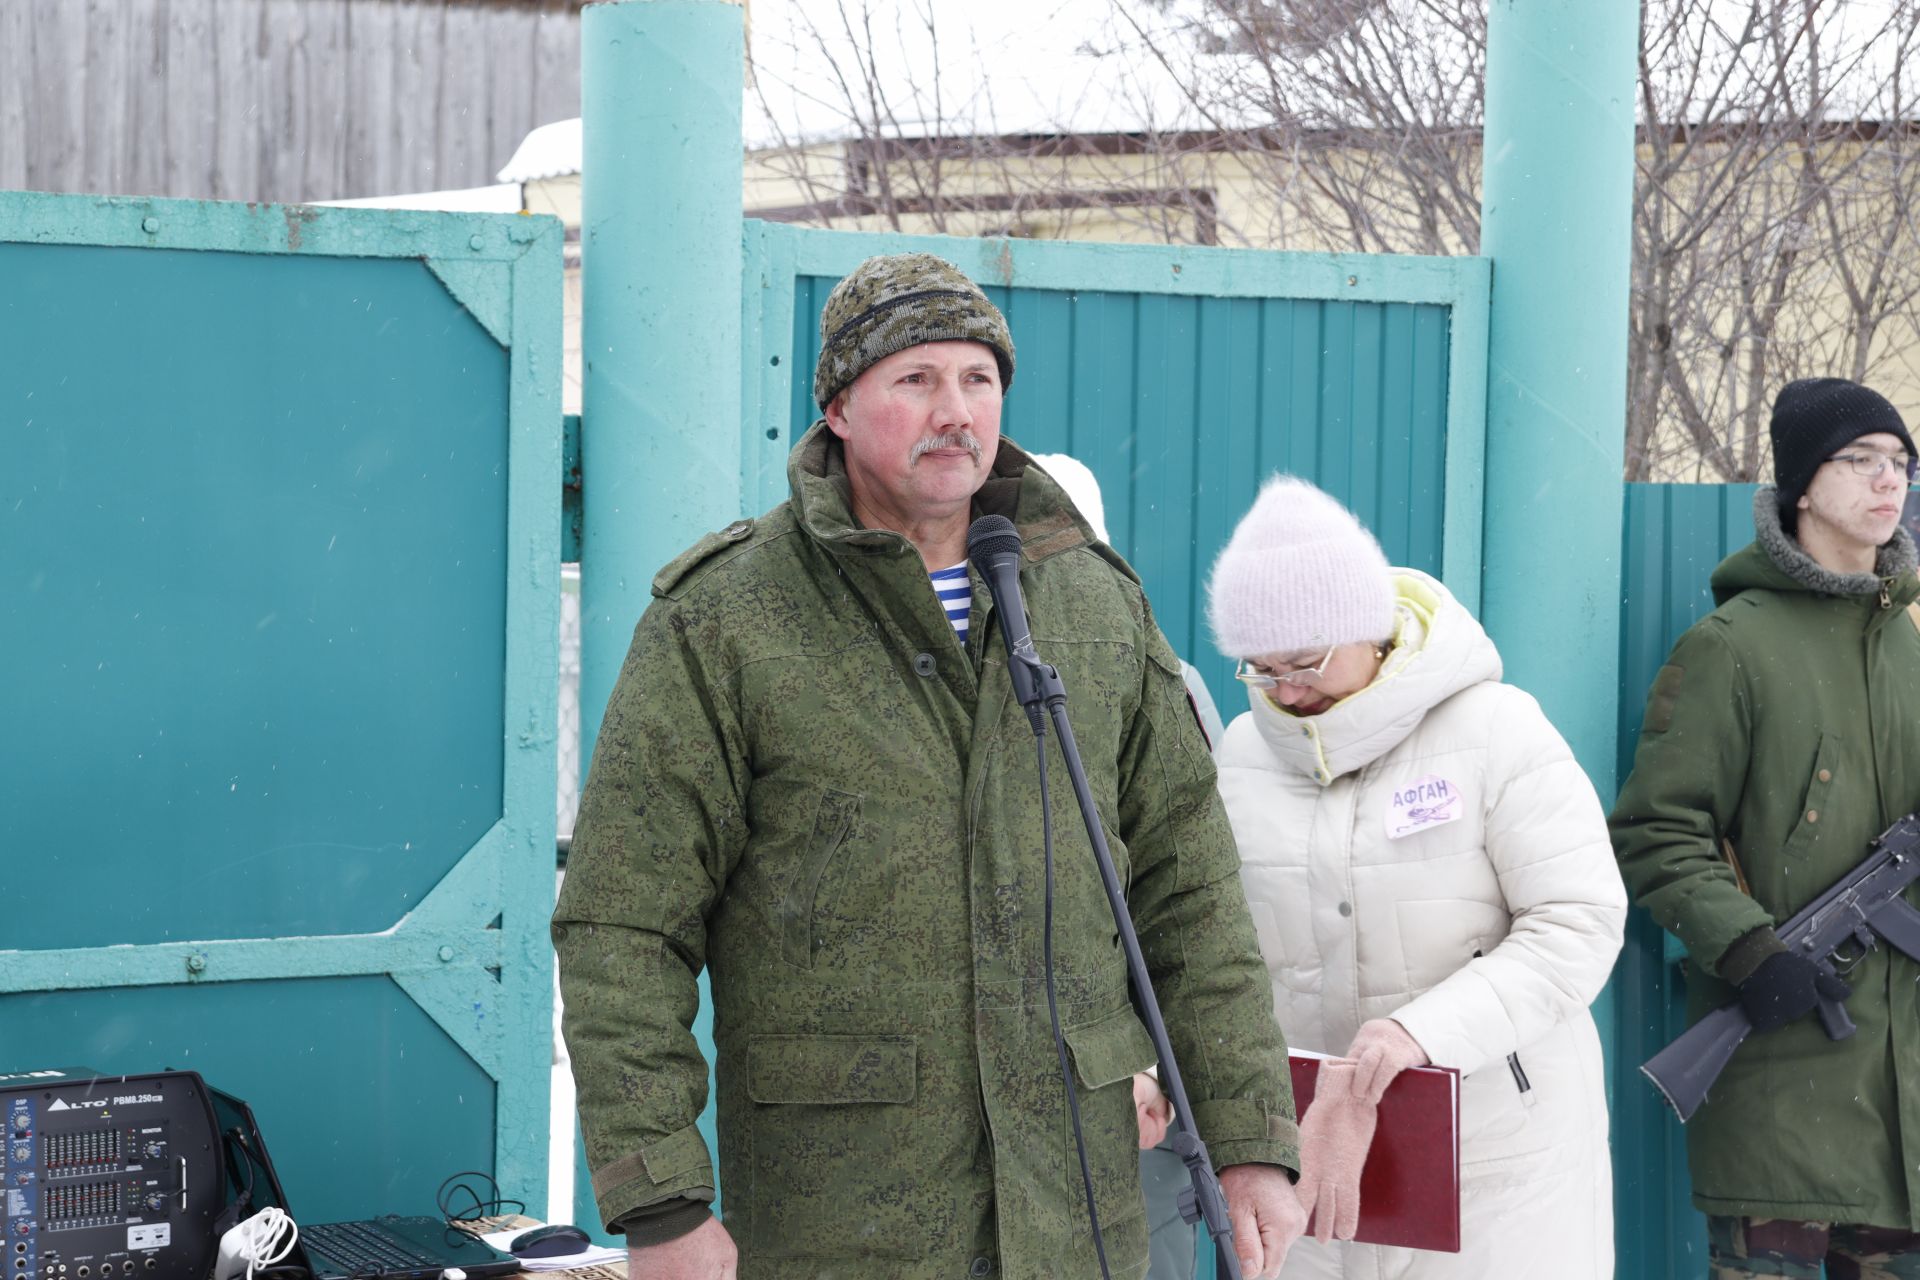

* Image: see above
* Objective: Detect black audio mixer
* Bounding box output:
[3,1070,223,1280]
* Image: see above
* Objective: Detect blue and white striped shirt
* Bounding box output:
[930,563,971,644]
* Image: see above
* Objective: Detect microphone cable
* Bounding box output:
[1034,726,1113,1280]
[970,512,1112,1276]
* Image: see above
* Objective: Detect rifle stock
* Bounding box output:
[1640,1003,1752,1122]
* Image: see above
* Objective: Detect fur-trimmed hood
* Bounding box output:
[1710,485,1918,606]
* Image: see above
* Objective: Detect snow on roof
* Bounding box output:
[320,183,525,213]
[498,117,584,184]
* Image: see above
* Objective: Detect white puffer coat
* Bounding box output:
[1215,570,1625,1280]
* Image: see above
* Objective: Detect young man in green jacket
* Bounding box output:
[1613,378,1920,1276]
[554,253,1304,1280]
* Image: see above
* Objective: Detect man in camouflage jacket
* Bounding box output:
[553,253,1302,1280]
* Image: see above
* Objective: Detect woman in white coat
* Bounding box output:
[1206,477,1626,1280]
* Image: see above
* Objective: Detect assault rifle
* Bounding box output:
[1643,811,1920,1122]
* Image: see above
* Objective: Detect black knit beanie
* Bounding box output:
[1771,378,1915,520]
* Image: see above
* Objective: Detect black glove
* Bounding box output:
[1736,950,1852,1034]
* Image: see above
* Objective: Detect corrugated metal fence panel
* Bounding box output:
[771,240,1462,711]
[0,191,563,1220]
[1611,482,1759,1280]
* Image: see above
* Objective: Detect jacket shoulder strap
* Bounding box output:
[652,518,759,599]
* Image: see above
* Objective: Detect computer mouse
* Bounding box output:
[508,1225,593,1259]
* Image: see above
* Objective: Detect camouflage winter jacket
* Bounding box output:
[554,424,1297,1280]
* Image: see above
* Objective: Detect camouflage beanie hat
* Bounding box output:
[812,252,1016,411]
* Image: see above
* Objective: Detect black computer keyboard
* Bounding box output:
[302,1221,439,1272]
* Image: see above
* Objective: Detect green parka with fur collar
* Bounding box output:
[1612,488,1920,1228]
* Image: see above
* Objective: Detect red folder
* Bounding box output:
[1288,1051,1461,1252]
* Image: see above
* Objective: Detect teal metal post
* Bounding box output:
[1479,0,1637,791]
[580,0,745,743]
[577,0,744,1243]
[1480,2,1649,1273]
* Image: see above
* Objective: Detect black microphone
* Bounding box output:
[966,514,1044,723]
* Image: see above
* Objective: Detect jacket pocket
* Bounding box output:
[1778,734,1839,864]
[1065,1005,1159,1089]
[1460,1055,1531,1155]
[743,1034,924,1258]
[1061,1006,1157,1233]
[1393,900,1510,995]
[781,789,862,969]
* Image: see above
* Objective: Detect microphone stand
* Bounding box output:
[1013,650,1245,1280]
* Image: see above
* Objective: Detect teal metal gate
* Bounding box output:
[0,191,564,1220]
[740,223,1492,705]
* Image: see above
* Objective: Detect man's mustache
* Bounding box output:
[908,432,983,466]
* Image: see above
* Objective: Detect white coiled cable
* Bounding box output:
[223,1206,300,1280]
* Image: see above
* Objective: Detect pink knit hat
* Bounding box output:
[1206,476,1396,659]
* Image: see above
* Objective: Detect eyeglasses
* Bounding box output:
[1826,449,1918,482]
[1235,646,1336,689]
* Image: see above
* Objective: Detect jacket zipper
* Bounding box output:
[1475,948,1532,1094]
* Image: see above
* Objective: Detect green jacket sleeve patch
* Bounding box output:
[1645,662,1685,734]
[1611,623,1774,972]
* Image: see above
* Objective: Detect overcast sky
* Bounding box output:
[742,0,1219,147]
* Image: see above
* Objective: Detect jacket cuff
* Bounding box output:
[614,1197,714,1247]
[1189,1099,1301,1176]
[1668,885,1777,979]
[1390,981,1503,1080]
[589,1123,716,1232]
[1716,924,1787,984]
[1206,1139,1299,1178]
